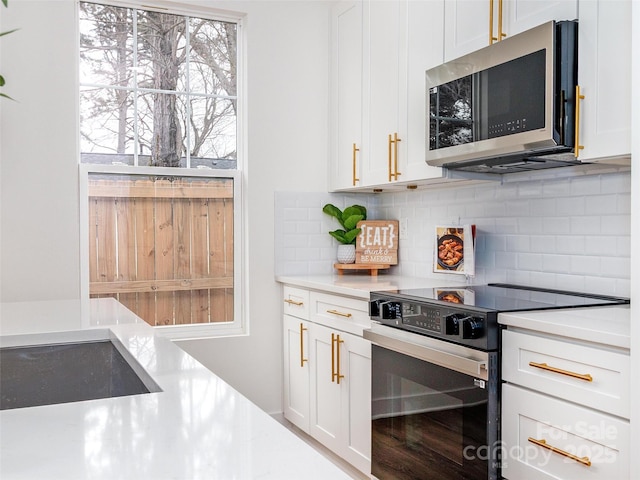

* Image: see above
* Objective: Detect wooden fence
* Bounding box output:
[88,176,234,326]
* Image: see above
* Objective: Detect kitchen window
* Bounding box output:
[78,1,245,338]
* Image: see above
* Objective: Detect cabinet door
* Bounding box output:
[507,0,576,37]
[444,0,491,62]
[330,1,364,191]
[401,0,445,183]
[340,332,371,474]
[283,315,310,432]
[444,0,577,62]
[362,0,403,186]
[576,0,631,161]
[309,323,343,454]
[308,323,372,475]
[502,384,630,480]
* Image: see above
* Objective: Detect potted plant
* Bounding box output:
[322,203,367,264]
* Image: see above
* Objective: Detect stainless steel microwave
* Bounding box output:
[426,20,579,174]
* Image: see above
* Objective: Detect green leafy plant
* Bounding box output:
[1,0,18,100]
[322,203,367,245]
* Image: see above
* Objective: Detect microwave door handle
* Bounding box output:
[363,328,489,380]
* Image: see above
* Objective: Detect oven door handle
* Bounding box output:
[364,327,489,380]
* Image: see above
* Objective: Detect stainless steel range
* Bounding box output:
[364,283,629,480]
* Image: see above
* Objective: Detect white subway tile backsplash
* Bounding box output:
[274,172,631,297]
[570,255,602,276]
[570,216,602,235]
[602,215,631,235]
[542,254,571,273]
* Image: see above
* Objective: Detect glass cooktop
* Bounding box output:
[374,283,630,313]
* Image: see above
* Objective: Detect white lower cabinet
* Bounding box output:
[502,384,629,479]
[282,287,371,475]
[283,315,310,432]
[501,328,630,479]
[309,323,371,474]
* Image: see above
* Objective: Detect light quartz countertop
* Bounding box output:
[498,305,631,349]
[276,274,630,349]
[275,273,465,299]
[0,299,355,480]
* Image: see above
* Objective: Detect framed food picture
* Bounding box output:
[434,225,476,276]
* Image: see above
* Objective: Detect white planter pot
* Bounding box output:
[337,244,356,264]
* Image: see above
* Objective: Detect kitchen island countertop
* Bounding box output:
[0,298,355,480]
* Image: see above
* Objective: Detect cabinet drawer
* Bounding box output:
[502,384,629,480]
[310,291,370,336]
[282,286,310,320]
[502,329,629,418]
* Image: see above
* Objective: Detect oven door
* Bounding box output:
[364,325,499,480]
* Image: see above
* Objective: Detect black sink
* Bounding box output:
[0,339,160,410]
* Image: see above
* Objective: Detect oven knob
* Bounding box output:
[369,300,381,317]
[462,317,485,339]
[445,313,465,335]
[381,301,401,320]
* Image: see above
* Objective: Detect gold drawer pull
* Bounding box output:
[529,361,593,382]
[528,438,591,467]
[327,309,352,318]
[284,299,304,306]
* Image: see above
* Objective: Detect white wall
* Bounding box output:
[0,0,332,414]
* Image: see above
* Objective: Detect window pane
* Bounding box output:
[87,174,234,326]
[79,3,133,87]
[189,18,237,97]
[137,91,186,167]
[188,96,237,165]
[137,10,188,93]
[80,87,135,164]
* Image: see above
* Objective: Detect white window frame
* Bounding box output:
[77,1,248,340]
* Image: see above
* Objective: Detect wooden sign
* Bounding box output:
[355,220,399,265]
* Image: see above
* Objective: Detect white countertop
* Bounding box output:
[275,273,465,299]
[0,299,354,480]
[499,305,631,349]
[276,275,631,350]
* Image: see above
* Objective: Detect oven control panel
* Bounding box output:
[369,299,493,350]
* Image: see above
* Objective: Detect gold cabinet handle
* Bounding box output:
[393,132,401,180]
[529,361,593,382]
[489,0,497,43]
[299,323,308,367]
[528,438,592,467]
[388,134,394,182]
[574,85,585,158]
[331,333,336,382]
[489,0,506,44]
[327,309,352,318]
[284,298,304,306]
[331,333,345,384]
[352,143,360,186]
[497,0,506,40]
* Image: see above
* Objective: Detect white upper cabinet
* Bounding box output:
[330,0,445,191]
[444,0,577,61]
[576,0,631,161]
[402,0,446,183]
[364,0,445,187]
[362,0,403,186]
[330,1,364,190]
